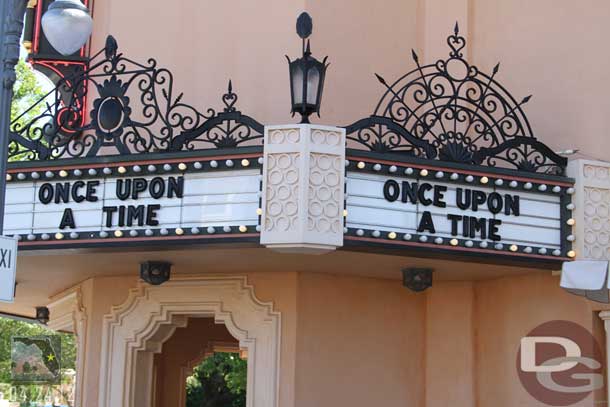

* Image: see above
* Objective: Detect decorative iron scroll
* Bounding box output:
[9,36,264,161]
[345,24,567,174]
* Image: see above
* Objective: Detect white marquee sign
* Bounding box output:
[4,169,260,242]
[345,167,573,259]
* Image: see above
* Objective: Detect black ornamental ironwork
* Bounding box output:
[345,23,567,175]
[9,36,264,161]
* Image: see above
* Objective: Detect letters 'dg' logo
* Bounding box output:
[517,320,604,405]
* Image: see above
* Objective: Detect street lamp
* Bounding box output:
[41,0,93,56]
[286,12,329,124]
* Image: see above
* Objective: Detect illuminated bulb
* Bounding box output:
[343,209,348,217]
[450,238,458,246]
[117,166,127,174]
[357,161,366,169]
[178,163,187,171]
[566,218,575,226]
[239,225,248,233]
[509,244,518,252]
[256,208,263,216]
[175,228,184,235]
[5,174,11,181]
[54,232,64,240]
[59,170,68,177]
[419,169,428,177]
[114,230,123,238]
[241,159,250,167]
[480,176,489,184]
[388,232,397,240]
[567,250,576,258]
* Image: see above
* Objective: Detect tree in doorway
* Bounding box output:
[186,352,246,407]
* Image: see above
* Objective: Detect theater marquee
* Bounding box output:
[344,158,575,262]
[5,157,262,248]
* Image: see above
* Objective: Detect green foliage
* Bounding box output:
[9,59,47,162]
[186,353,247,407]
[10,59,46,128]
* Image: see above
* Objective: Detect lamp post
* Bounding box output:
[286,12,329,124]
[0,0,92,235]
[0,0,27,234]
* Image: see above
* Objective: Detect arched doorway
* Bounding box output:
[98,276,281,407]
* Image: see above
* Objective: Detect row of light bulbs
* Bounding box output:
[351,160,574,194]
[6,157,263,182]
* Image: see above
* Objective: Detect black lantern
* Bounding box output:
[402,268,433,292]
[286,12,329,124]
[140,261,172,286]
[35,306,50,325]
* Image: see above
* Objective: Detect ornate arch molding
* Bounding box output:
[98,276,281,407]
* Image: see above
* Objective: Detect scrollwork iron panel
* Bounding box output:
[9,36,264,161]
[344,24,567,174]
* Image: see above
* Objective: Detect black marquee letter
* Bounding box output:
[38,183,53,204]
[59,208,76,229]
[383,180,400,202]
[417,211,436,234]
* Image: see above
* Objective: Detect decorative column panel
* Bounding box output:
[261,124,345,253]
[567,159,610,260]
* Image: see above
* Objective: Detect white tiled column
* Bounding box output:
[260,124,345,253]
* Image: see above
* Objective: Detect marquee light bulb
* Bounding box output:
[567,250,576,258]
[566,218,576,226]
[388,232,397,240]
[420,169,428,177]
[357,161,365,169]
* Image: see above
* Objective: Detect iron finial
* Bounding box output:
[454,21,459,35]
[411,49,419,63]
[493,62,500,74]
[296,12,313,39]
